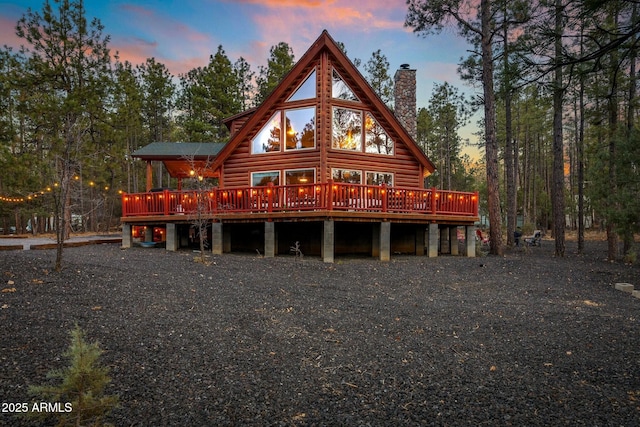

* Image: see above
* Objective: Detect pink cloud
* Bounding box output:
[112,37,212,76]
[228,0,334,7]
[246,0,407,61]
[0,16,22,50]
[113,3,215,74]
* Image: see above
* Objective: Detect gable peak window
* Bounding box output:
[287,70,316,102]
[332,68,359,102]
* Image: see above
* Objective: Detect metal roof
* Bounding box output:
[131,142,227,160]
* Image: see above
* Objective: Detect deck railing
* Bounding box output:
[121,181,479,218]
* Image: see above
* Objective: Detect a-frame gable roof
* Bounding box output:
[211,30,435,174]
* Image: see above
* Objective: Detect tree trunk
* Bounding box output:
[552,0,566,257]
[577,75,585,253]
[503,9,517,247]
[606,8,620,261]
[482,0,503,255]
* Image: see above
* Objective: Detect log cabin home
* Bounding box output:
[121,30,479,261]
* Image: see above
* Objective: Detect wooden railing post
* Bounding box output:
[267,182,274,213]
[431,187,437,215]
[163,189,170,215]
[381,184,388,212]
[122,193,128,216]
[327,179,334,211]
[474,191,479,216]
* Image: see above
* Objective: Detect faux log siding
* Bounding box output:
[223,63,324,188]
[318,52,332,181]
[229,118,248,136]
[326,145,422,188]
[223,140,321,187]
[325,57,423,188]
[220,55,423,188]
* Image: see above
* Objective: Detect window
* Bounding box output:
[332,107,361,151]
[285,108,315,150]
[251,171,279,186]
[285,169,315,185]
[365,112,394,155]
[332,168,361,184]
[252,112,281,154]
[287,70,316,102]
[332,68,359,101]
[366,172,393,186]
[252,108,316,154]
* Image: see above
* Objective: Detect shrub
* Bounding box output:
[27,324,118,426]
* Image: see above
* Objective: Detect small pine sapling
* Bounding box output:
[27,324,118,426]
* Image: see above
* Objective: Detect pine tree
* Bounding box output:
[176,46,242,142]
[15,0,112,270]
[255,42,295,105]
[28,325,118,427]
[234,56,255,110]
[364,49,394,107]
[407,0,504,254]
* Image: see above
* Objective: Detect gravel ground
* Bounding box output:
[1,240,639,426]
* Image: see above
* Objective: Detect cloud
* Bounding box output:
[245,0,407,61]
[228,0,335,7]
[113,3,215,74]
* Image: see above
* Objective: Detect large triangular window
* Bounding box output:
[365,113,394,155]
[287,70,316,102]
[332,68,359,102]
[252,111,281,154]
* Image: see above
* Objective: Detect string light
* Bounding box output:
[0,177,124,204]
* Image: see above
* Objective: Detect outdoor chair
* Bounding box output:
[524,230,542,247]
[476,229,490,248]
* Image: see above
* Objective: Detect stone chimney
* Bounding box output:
[394,64,417,140]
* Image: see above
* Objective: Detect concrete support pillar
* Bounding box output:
[122,223,132,248]
[379,221,391,261]
[427,223,439,258]
[440,226,450,254]
[322,220,334,263]
[450,227,459,256]
[166,223,178,251]
[264,221,275,258]
[415,226,425,256]
[465,225,476,257]
[211,222,223,255]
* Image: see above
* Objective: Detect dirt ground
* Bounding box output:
[1,237,639,426]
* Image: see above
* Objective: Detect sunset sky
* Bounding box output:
[0,0,481,149]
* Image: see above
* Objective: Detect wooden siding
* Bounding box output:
[219,32,428,189]
[229,117,248,136]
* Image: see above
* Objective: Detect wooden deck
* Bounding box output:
[121,182,479,225]
[120,182,479,261]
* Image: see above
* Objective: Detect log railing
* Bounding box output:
[121,181,479,218]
